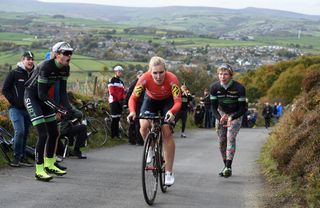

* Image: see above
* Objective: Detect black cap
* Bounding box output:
[22,51,34,59]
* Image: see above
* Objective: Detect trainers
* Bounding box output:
[73,150,87,159]
[56,155,63,162]
[20,158,34,167]
[10,158,20,167]
[146,149,154,164]
[219,167,226,177]
[181,133,187,138]
[165,171,175,186]
[222,167,232,178]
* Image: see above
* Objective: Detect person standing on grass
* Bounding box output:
[2,51,35,167]
[24,42,75,181]
[210,64,247,178]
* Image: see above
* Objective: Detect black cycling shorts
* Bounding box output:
[140,94,174,118]
[24,89,56,126]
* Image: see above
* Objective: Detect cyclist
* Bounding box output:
[24,42,74,181]
[210,64,247,178]
[127,56,182,186]
[2,51,35,167]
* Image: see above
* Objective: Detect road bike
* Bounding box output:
[103,110,128,139]
[139,113,167,205]
[0,125,34,166]
[78,102,108,147]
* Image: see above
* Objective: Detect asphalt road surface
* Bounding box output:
[0,127,268,208]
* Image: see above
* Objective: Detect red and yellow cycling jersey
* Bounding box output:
[129,71,182,114]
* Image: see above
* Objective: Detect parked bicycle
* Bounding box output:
[78,102,108,147]
[138,113,168,205]
[103,110,128,139]
[0,125,34,166]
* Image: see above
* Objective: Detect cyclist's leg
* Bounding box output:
[139,95,156,139]
[161,124,175,172]
[225,117,242,167]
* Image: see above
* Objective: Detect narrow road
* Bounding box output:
[0,128,268,208]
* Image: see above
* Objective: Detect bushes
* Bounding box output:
[261,70,320,207]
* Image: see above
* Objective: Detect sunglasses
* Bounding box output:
[61,51,73,56]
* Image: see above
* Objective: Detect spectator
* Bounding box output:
[2,51,35,167]
[175,84,193,138]
[262,102,273,128]
[202,89,212,128]
[276,102,283,119]
[108,65,126,139]
[124,70,144,145]
[58,109,88,159]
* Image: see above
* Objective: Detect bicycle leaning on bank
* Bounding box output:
[0,125,34,166]
[139,113,168,205]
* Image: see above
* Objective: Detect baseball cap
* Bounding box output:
[22,51,34,59]
[113,65,124,71]
[52,41,73,53]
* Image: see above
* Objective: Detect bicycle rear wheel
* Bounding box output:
[86,117,108,147]
[158,135,167,193]
[142,133,158,205]
[0,126,14,165]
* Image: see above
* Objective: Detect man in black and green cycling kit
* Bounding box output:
[24,42,75,181]
[210,64,247,178]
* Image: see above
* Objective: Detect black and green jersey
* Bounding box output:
[210,80,247,121]
[25,59,71,113]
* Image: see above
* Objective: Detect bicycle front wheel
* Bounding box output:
[86,117,108,147]
[142,133,158,205]
[158,135,167,193]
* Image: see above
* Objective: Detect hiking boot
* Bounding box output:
[222,167,232,178]
[20,158,34,167]
[35,164,53,182]
[165,171,175,186]
[44,157,67,176]
[10,158,20,167]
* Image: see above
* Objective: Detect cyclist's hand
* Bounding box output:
[165,111,175,122]
[127,112,136,123]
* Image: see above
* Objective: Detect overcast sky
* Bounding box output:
[38,0,320,15]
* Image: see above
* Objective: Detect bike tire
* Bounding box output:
[142,132,158,205]
[86,117,108,147]
[158,134,167,193]
[0,126,14,164]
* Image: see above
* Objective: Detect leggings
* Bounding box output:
[217,116,242,161]
[175,110,188,133]
[35,121,59,164]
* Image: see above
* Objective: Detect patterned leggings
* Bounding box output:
[217,116,242,161]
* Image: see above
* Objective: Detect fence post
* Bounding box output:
[93,76,98,95]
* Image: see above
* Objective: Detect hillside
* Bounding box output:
[257,59,320,207]
[0,0,320,36]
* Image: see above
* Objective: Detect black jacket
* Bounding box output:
[2,63,33,109]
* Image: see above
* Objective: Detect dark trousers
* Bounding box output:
[204,109,213,128]
[110,101,123,138]
[175,110,188,133]
[57,124,87,155]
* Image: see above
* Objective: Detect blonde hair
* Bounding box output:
[217,64,233,76]
[148,56,166,72]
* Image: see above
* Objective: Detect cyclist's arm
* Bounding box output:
[37,72,67,114]
[210,83,222,121]
[229,85,247,120]
[168,79,182,114]
[128,82,145,113]
[59,78,72,110]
